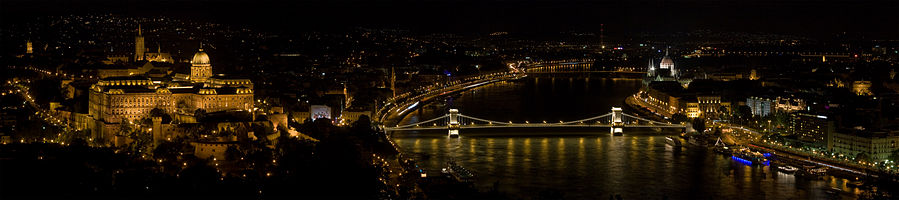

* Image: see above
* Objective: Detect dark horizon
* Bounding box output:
[2,0,897,38]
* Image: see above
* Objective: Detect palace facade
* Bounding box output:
[87,26,254,145]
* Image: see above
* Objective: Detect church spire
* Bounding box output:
[135,24,145,61]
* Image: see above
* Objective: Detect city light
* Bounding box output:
[2,4,896,199]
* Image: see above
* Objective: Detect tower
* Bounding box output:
[647,59,655,77]
[191,47,212,82]
[668,49,676,77]
[135,24,145,61]
[610,107,624,136]
[447,109,460,137]
[26,40,33,54]
[390,67,396,98]
[600,24,605,49]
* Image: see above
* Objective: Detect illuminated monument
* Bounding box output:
[659,50,676,77]
[26,40,33,54]
[190,47,213,82]
[135,25,145,61]
[108,24,173,64]
[644,48,690,86]
[89,40,254,146]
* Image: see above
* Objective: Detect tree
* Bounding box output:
[719,106,731,121]
[59,129,90,145]
[194,109,207,122]
[149,108,172,123]
[855,152,871,162]
[737,105,752,118]
[351,115,374,135]
[889,149,899,163]
[153,139,192,161]
[225,146,243,161]
[124,126,152,155]
[692,118,707,134]
[671,113,688,123]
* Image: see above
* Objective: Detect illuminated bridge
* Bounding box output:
[384,107,686,136]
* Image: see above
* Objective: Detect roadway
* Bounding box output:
[716,122,895,177]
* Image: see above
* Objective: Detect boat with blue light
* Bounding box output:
[731,151,769,166]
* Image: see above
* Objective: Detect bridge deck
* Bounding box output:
[386,124,685,131]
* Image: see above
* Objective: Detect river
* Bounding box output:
[391,77,862,199]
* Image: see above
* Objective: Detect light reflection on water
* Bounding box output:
[394,134,858,199]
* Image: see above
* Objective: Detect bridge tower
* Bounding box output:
[448,109,461,137]
[610,107,624,136]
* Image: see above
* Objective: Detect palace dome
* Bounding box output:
[191,49,210,65]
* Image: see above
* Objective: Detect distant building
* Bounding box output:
[747,96,807,117]
[310,105,332,120]
[340,110,372,123]
[684,98,701,118]
[135,25,145,61]
[852,81,873,96]
[774,97,806,112]
[644,49,690,86]
[192,136,239,160]
[829,131,899,162]
[697,95,723,114]
[113,24,174,63]
[791,113,834,147]
[26,40,33,54]
[746,97,775,117]
[639,81,685,117]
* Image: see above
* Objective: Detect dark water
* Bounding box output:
[393,77,861,199]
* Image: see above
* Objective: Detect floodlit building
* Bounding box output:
[829,131,899,162]
[644,48,690,86]
[108,24,174,64]
[852,80,873,96]
[89,36,254,146]
[192,136,240,160]
[790,113,834,147]
[746,96,775,117]
[747,96,807,117]
[697,95,723,114]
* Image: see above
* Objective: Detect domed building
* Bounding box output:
[89,38,255,147]
[659,54,676,77]
[190,48,212,82]
[644,48,688,85]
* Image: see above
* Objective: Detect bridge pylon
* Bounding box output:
[610,107,624,136]
[448,109,460,137]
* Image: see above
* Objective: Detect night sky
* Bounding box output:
[2,0,898,38]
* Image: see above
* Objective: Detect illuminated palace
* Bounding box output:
[88,26,254,146]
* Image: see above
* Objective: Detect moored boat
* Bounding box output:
[777,165,799,173]
[666,136,683,147]
[442,161,474,182]
[732,150,769,165]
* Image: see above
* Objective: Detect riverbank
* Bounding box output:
[378,72,523,125]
